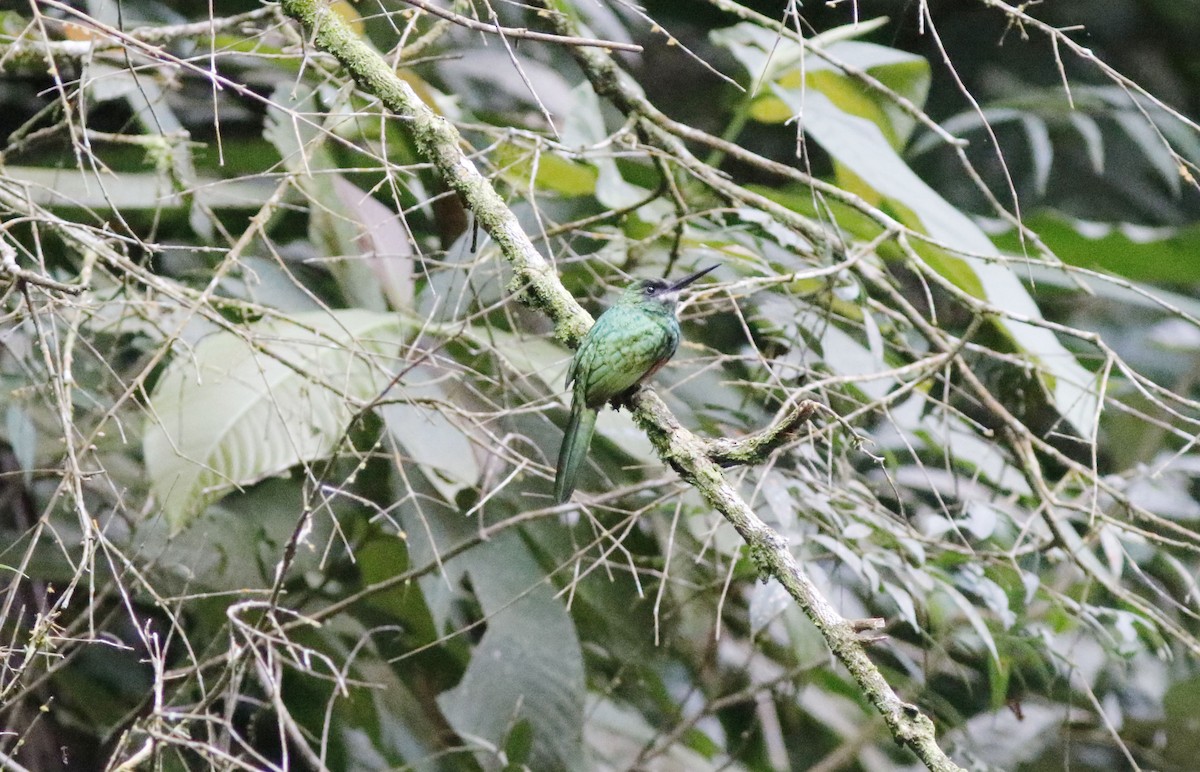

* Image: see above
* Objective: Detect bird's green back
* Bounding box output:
[568,289,681,409]
[555,268,713,502]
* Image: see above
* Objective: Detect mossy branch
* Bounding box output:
[626,388,957,769]
[276,0,962,768]
[704,399,820,466]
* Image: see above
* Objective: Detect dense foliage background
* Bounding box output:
[3,0,1200,769]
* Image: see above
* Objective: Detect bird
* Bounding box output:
[554,265,717,503]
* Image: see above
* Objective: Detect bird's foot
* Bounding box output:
[610,387,640,412]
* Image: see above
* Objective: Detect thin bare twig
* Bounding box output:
[397,0,642,53]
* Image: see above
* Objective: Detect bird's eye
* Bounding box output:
[643,285,657,296]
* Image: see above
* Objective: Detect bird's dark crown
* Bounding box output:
[636,279,671,297]
[618,265,717,305]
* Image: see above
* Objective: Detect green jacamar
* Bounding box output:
[554,265,718,503]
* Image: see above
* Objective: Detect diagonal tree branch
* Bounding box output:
[276,0,963,768]
[281,0,592,346]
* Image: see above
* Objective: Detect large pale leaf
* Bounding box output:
[4,166,275,211]
[392,469,585,769]
[327,175,415,311]
[144,310,405,530]
[380,363,483,503]
[436,531,586,771]
[264,84,415,311]
[714,24,1100,440]
[585,697,725,771]
[791,86,1099,438]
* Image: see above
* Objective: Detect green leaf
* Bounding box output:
[562,83,644,208]
[790,83,1098,441]
[561,83,670,219]
[1114,110,1181,195]
[496,141,598,197]
[435,532,586,771]
[714,25,929,146]
[986,652,1011,710]
[5,404,36,485]
[806,40,931,148]
[993,213,1200,285]
[144,309,406,531]
[1163,674,1200,768]
[503,719,534,767]
[390,471,585,769]
[584,697,717,769]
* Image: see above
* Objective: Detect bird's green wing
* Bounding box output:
[575,309,678,406]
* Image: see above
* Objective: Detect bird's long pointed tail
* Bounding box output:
[555,401,597,503]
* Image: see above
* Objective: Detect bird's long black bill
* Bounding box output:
[668,264,718,292]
